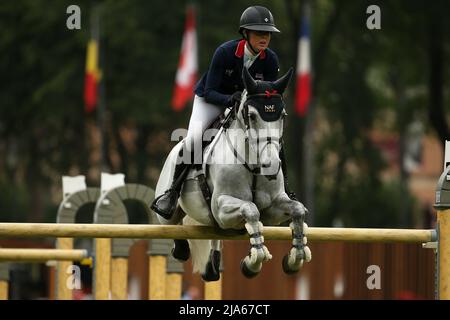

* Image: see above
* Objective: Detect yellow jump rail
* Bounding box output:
[0,223,436,243]
[0,248,89,263]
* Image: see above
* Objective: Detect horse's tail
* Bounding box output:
[183,215,211,274]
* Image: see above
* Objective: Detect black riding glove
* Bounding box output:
[228,91,242,107]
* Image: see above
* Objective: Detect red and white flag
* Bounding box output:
[171,6,198,111]
[295,13,311,117]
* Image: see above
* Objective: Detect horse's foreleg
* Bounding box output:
[284,199,311,274]
[215,195,272,278]
[262,193,312,274]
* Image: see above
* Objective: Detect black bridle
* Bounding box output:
[224,93,284,179]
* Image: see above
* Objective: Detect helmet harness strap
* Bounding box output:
[242,30,260,55]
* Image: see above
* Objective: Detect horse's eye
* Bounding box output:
[249,113,257,121]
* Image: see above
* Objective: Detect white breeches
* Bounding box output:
[185,95,223,163]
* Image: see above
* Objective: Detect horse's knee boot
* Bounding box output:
[201,249,221,282]
[172,239,190,261]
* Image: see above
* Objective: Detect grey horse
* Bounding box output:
[154,67,311,280]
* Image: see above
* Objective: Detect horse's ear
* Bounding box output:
[272,67,294,94]
[243,67,257,94]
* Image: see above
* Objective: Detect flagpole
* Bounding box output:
[92,4,108,172]
[304,102,315,226]
[302,0,315,226]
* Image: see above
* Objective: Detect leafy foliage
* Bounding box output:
[0,1,446,226]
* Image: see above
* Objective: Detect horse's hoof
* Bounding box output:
[304,246,312,262]
[282,254,300,275]
[172,239,190,261]
[201,250,221,282]
[240,258,259,279]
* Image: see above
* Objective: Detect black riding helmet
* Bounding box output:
[239,6,281,36]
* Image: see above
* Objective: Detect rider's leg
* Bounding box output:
[279,143,298,201]
[151,150,191,220]
[187,97,223,167]
[151,96,223,220]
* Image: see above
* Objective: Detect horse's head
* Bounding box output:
[237,67,293,177]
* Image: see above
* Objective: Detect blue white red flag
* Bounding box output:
[295,14,311,117]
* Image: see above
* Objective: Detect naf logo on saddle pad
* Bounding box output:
[245,94,284,122]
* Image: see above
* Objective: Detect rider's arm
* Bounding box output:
[204,47,234,107]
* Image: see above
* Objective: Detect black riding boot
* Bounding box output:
[151,160,190,220]
[279,145,298,201]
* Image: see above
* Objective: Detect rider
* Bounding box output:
[151,5,297,220]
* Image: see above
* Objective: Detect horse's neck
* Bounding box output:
[223,116,251,161]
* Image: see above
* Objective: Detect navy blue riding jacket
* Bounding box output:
[194,39,280,107]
